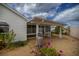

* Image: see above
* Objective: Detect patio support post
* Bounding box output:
[50,26,52,37]
[26,22,27,41]
[36,24,39,39]
[59,26,62,39]
[44,26,45,35]
[36,24,39,46]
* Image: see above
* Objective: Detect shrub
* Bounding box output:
[5,30,16,48]
[5,41,27,49]
[40,48,59,56]
[0,29,16,49]
[13,41,27,47]
[0,30,27,50]
[0,33,6,50]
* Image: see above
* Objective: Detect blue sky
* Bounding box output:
[7,3,79,27]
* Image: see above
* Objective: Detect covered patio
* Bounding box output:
[27,17,63,48]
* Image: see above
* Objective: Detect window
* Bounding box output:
[0,22,9,33]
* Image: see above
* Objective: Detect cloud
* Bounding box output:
[67,21,79,27]
[53,5,79,24]
[12,3,61,20]
[7,3,79,27]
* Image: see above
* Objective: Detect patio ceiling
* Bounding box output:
[27,17,63,26]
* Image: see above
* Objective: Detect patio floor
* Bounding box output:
[0,34,79,56]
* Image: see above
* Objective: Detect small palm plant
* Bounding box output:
[0,29,16,49]
[0,33,6,49]
[5,29,16,48]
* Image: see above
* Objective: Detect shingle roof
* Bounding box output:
[27,17,63,26]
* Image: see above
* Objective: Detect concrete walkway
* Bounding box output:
[0,35,79,56]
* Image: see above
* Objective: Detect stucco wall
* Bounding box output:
[0,5,27,42]
[70,26,79,39]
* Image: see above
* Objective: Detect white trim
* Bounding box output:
[26,22,27,40]
[36,24,39,39]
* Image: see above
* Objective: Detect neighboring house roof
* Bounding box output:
[27,17,63,26]
[0,4,27,22]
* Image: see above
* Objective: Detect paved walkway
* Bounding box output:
[0,35,79,56]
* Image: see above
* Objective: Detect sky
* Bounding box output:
[7,3,79,27]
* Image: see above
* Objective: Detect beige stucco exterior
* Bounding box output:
[0,4,27,42]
